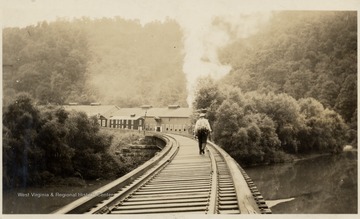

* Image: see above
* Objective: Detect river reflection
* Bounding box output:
[244,152,358,214]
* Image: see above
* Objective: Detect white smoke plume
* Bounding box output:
[172,1,271,106]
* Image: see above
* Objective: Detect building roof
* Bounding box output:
[111,107,192,118]
[160,107,192,118]
[63,105,192,119]
[63,105,119,118]
[110,115,142,120]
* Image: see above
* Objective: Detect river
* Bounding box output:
[244,151,358,214]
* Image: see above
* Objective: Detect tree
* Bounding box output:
[3,93,42,135]
[213,100,243,146]
[335,74,357,123]
[193,76,226,128]
[3,93,43,187]
[283,69,314,100]
[298,98,348,153]
[3,97,119,188]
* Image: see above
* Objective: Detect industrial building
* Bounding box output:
[63,104,192,134]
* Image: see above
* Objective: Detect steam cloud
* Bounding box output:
[173,3,271,106]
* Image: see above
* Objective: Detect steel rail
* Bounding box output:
[207,141,271,214]
[109,134,214,214]
[53,133,271,214]
[53,134,179,214]
[206,143,218,214]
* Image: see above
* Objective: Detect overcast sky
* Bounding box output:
[2,0,359,28]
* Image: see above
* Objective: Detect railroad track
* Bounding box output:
[54,134,271,214]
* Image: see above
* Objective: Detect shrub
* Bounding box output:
[2,94,120,188]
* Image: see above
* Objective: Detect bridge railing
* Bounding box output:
[208,141,271,214]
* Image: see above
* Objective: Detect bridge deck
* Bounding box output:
[54,134,271,214]
[112,135,216,214]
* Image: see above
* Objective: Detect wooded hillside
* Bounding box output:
[3,18,187,107]
[219,11,357,146]
[220,11,356,122]
[3,21,90,106]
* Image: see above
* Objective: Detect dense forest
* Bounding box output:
[192,11,356,165]
[2,94,120,188]
[3,21,90,106]
[219,11,357,146]
[194,77,348,166]
[3,17,187,107]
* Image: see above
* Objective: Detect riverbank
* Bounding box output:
[241,150,352,169]
[292,152,331,162]
[289,149,357,163]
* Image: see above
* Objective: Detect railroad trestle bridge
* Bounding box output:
[54,134,271,214]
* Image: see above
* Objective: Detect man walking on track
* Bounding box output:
[194,113,212,155]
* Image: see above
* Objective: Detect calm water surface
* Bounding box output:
[244,152,358,214]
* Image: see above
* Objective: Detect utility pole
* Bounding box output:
[143,109,147,135]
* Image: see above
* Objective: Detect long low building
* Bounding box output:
[63,104,193,134]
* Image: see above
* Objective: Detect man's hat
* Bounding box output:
[199,113,206,117]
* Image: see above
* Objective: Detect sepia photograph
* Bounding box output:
[1,0,359,217]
